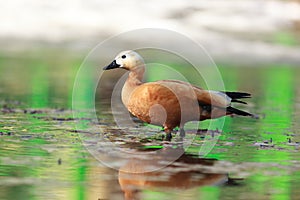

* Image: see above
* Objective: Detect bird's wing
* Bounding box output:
[156,80,231,108]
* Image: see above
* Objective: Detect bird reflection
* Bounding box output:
[118,147,228,200]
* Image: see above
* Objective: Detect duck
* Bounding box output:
[103,50,253,140]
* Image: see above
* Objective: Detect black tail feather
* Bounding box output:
[222,91,251,105]
[223,91,251,99]
[226,106,252,116]
[231,99,247,104]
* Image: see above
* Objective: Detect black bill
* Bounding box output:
[103,60,120,70]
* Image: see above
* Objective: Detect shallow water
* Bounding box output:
[0,52,300,200]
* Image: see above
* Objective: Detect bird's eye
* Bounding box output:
[121,55,126,59]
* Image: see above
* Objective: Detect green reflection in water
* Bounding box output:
[201,186,220,200]
[74,158,88,200]
[260,67,293,144]
[73,65,94,110]
[73,62,95,132]
[254,67,294,199]
[31,63,49,108]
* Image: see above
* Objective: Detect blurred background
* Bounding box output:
[1,0,299,107]
[1,0,300,200]
[1,0,300,64]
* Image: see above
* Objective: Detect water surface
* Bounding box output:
[0,52,300,199]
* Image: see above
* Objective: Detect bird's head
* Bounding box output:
[103,50,145,71]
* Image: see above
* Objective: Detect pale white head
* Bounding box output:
[103,50,145,71]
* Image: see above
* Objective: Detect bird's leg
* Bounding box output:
[159,127,166,140]
[164,128,172,141]
[179,126,185,138]
[165,132,172,141]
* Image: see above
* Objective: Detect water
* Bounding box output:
[0,51,300,200]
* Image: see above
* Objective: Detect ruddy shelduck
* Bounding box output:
[103,50,253,140]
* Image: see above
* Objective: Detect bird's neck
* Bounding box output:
[122,66,145,107]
